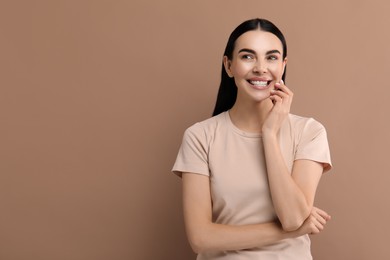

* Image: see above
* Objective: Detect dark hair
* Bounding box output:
[212,18,287,116]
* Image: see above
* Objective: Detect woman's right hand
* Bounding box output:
[297,207,331,236]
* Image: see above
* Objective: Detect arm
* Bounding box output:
[263,81,325,231]
[262,135,323,230]
[181,172,326,254]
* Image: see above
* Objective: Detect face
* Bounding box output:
[224,30,287,103]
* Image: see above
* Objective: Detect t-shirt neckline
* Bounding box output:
[225,111,262,138]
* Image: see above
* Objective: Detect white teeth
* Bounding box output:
[250,80,268,86]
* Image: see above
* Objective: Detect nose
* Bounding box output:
[253,61,267,73]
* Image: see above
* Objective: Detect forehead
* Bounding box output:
[234,30,283,53]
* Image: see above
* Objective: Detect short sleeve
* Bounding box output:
[172,124,210,177]
[295,119,332,173]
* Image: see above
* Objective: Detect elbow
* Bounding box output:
[187,227,213,254]
[281,219,304,232]
[280,208,311,232]
[186,220,215,254]
[189,242,203,254]
[188,233,208,254]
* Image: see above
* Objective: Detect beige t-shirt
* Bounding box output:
[172,111,332,260]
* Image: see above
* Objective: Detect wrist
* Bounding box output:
[261,130,278,140]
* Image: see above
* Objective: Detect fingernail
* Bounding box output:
[280,79,284,84]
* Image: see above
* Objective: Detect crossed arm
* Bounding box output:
[262,134,324,231]
[182,158,330,254]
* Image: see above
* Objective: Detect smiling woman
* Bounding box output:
[172,18,332,260]
[223,30,287,109]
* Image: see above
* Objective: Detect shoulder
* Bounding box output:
[288,114,332,171]
[287,113,326,133]
[184,112,227,138]
[179,112,227,153]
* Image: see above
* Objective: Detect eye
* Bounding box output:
[241,54,254,60]
[267,55,279,61]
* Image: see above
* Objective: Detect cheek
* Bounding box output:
[232,63,252,77]
[268,63,284,77]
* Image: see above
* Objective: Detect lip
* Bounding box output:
[248,77,272,81]
[247,78,273,90]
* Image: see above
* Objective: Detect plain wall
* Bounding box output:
[1,0,390,259]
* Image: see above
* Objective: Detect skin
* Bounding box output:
[182,29,331,254]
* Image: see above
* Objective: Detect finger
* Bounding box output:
[270,94,283,103]
[270,89,291,103]
[312,211,327,225]
[270,90,292,108]
[273,84,293,102]
[312,207,327,221]
[313,207,331,221]
[309,222,320,235]
[271,88,289,99]
[312,217,325,232]
[275,81,293,95]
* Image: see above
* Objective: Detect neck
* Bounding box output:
[229,98,273,133]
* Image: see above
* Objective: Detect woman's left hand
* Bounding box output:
[262,80,293,136]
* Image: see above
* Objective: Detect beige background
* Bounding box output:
[1,0,389,259]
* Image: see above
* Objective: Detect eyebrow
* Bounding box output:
[238,48,281,55]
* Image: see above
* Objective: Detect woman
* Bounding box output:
[172,18,332,259]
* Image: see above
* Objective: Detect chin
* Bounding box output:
[250,94,271,103]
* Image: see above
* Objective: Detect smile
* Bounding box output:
[247,80,272,89]
[248,80,269,86]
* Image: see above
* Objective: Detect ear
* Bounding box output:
[282,57,288,75]
[223,56,234,78]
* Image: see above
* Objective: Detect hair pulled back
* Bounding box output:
[212,18,287,116]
